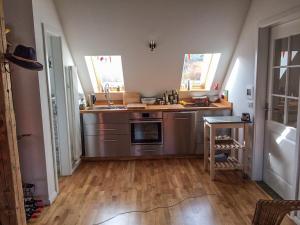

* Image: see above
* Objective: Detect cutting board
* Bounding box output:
[123,92,141,105]
[127,103,147,109]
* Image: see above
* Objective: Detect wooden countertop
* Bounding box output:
[80,102,232,113]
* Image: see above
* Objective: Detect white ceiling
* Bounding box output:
[54,0,251,96]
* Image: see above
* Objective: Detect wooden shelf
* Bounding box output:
[209,157,242,170]
[215,139,244,151]
[207,136,245,151]
[203,118,250,180]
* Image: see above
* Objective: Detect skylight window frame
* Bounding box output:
[180,53,221,92]
[85,55,125,93]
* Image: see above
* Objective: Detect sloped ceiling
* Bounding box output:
[54,0,250,96]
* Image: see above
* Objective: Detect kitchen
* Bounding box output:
[81,92,232,159]
[1,0,300,225]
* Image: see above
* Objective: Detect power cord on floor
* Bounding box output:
[93,193,217,225]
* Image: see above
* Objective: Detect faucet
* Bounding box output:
[104,83,113,107]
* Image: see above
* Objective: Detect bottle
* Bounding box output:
[174,90,179,104]
[165,92,169,104]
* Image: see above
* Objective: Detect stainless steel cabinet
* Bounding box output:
[163,111,197,155]
[84,134,130,157]
[82,112,130,157]
[132,145,164,156]
[84,124,129,135]
[83,112,129,124]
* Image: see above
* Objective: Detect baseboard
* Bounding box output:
[255,181,283,200]
[46,191,58,205]
[81,154,203,161]
[72,158,81,173]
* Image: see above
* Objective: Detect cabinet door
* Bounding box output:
[84,134,130,157]
[163,112,197,155]
[131,145,164,156]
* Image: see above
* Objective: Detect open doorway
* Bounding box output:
[42,22,82,183]
[42,24,75,194]
[43,28,63,193]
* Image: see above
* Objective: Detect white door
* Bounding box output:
[65,66,82,167]
[263,19,300,200]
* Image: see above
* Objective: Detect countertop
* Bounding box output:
[80,102,232,113]
[204,116,248,124]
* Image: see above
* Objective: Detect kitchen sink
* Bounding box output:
[88,105,127,110]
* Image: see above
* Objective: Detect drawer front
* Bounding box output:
[83,112,129,124]
[131,145,163,156]
[84,134,130,157]
[84,124,129,135]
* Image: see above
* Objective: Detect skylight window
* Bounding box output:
[85,55,125,92]
[180,53,221,91]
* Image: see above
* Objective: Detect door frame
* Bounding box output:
[42,23,73,178]
[253,6,300,201]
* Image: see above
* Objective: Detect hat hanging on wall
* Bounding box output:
[5,45,43,71]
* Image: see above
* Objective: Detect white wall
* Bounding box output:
[222,0,300,117]
[4,0,49,201]
[54,0,250,97]
[222,0,300,180]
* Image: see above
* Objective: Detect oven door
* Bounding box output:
[130,120,163,144]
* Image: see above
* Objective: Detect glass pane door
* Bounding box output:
[270,35,300,128]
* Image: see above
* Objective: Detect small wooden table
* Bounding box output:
[203,116,251,180]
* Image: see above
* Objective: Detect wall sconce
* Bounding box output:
[149,40,156,51]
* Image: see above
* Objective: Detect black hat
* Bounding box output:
[5,45,43,71]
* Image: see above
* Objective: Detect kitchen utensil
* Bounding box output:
[141,97,157,105]
[241,113,251,122]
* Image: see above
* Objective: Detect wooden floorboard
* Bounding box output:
[28,159,294,225]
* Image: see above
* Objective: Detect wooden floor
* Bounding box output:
[29,159,294,225]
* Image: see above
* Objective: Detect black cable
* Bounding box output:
[93,193,216,225]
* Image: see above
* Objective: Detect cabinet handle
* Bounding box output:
[103,139,117,142]
[97,128,117,131]
[141,149,159,152]
[175,118,189,120]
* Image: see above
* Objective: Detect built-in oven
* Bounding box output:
[129,112,163,155]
